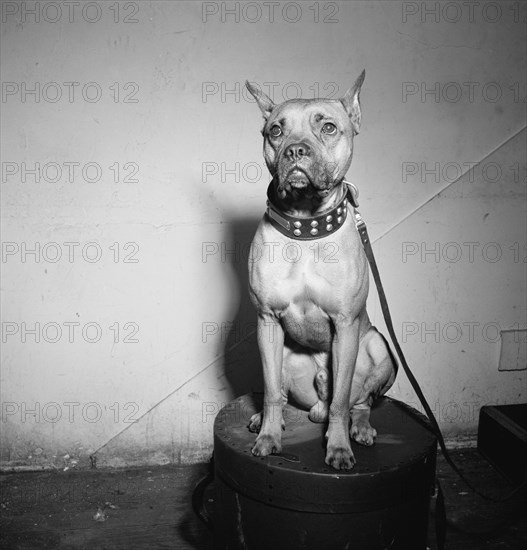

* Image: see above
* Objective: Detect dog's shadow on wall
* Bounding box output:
[177,215,264,550]
[219,215,264,399]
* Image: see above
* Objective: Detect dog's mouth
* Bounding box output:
[276,165,335,199]
[285,167,311,188]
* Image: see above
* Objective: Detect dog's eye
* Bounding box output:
[321,123,337,135]
[269,125,282,137]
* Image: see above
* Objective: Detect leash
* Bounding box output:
[347,183,527,509]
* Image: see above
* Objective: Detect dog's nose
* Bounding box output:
[284,142,311,160]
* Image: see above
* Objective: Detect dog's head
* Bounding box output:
[246,71,365,201]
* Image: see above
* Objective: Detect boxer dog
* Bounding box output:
[245,71,397,470]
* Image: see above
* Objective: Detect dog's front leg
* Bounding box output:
[251,314,285,456]
[325,317,360,469]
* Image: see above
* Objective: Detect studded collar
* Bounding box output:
[265,181,360,240]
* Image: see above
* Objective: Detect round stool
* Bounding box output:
[213,394,437,550]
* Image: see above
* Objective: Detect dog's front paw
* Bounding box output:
[325,444,356,470]
[350,422,377,446]
[251,433,282,456]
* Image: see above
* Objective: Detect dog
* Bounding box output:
[244,71,397,470]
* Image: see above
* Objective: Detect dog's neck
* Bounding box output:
[265,180,351,241]
[269,178,346,217]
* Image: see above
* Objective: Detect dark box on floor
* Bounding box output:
[478,404,527,484]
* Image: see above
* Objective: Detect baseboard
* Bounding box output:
[444,434,478,449]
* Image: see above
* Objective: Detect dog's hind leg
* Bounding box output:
[249,345,330,431]
[349,327,397,446]
[248,387,287,433]
[350,398,376,446]
[308,352,330,423]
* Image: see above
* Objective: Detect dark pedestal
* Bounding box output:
[213,395,437,550]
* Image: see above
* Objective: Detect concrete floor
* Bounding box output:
[0,449,525,550]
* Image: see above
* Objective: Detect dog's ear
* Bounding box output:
[340,69,365,134]
[245,81,275,121]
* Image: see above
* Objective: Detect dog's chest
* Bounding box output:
[249,218,366,321]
